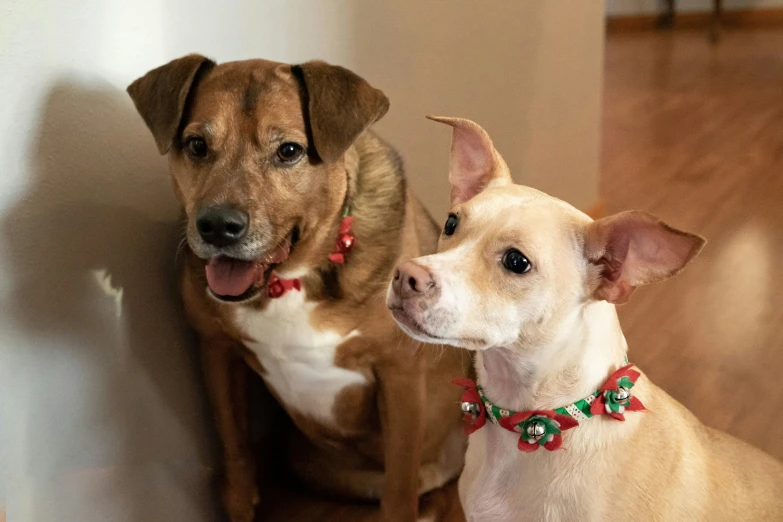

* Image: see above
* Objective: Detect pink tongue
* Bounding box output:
[204,237,293,297]
[205,258,262,297]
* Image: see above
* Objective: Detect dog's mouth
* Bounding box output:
[389,308,448,343]
[205,228,297,303]
[390,306,483,349]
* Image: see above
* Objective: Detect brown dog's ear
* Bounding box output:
[292,61,389,164]
[427,116,512,206]
[585,211,706,304]
[127,54,216,154]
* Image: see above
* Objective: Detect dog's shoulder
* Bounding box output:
[622,378,783,517]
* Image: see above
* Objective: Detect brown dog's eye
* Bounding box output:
[503,249,532,274]
[277,142,305,163]
[185,137,208,158]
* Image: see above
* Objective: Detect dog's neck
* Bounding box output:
[476,300,628,412]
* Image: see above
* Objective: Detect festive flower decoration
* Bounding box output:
[499,410,579,452]
[267,209,355,299]
[453,363,645,452]
[266,274,301,298]
[453,378,486,435]
[328,216,356,264]
[589,364,645,421]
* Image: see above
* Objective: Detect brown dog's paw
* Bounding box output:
[221,459,259,522]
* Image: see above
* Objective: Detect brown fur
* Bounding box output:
[128,55,470,522]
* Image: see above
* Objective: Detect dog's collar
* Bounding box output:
[454,362,645,452]
[266,206,355,298]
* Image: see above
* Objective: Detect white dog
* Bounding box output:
[387,116,783,521]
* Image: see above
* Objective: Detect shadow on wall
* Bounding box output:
[0,80,219,522]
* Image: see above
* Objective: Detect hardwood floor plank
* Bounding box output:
[602,28,783,461]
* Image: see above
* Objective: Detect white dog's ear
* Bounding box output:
[427,116,512,205]
[585,211,706,304]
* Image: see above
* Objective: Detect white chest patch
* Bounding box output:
[234,290,367,426]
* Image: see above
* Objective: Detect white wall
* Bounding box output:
[352,2,605,217]
[0,1,604,521]
[606,0,783,16]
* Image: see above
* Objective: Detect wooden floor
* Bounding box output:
[603,27,783,461]
[264,27,783,520]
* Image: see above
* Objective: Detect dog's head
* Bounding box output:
[128,55,388,302]
[387,117,705,351]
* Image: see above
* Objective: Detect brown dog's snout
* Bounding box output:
[392,261,437,299]
[196,205,249,247]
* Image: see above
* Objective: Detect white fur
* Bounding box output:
[388,239,483,347]
[460,408,642,522]
[234,288,366,426]
[417,237,522,349]
[459,302,632,522]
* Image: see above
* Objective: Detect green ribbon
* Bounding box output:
[478,387,601,425]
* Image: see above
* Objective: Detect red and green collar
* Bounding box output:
[266,206,355,298]
[454,363,645,452]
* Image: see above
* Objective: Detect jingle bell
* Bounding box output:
[615,387,630,402]
[526,420,546,440]
[338,233,354,251]
[267,280,285,298]
[461,401,480,418]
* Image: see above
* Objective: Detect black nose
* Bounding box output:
[196,206,249,247]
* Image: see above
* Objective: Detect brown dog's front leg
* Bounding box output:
[201,338,258,522]
[377,357,426,522]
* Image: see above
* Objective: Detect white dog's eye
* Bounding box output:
[502,249,532,274]
[443,214,459,236]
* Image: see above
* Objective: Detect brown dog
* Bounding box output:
[127,56,469,522]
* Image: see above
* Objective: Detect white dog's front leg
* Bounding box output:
[458,432,487,520]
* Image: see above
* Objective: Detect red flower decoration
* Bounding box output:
[453,378,486,435]
[589,364,645,421]
[266,274,301,298]
[328,216,355,264]
[499,410,579,452]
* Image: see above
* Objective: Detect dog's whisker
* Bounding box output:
[174,236,189,265]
